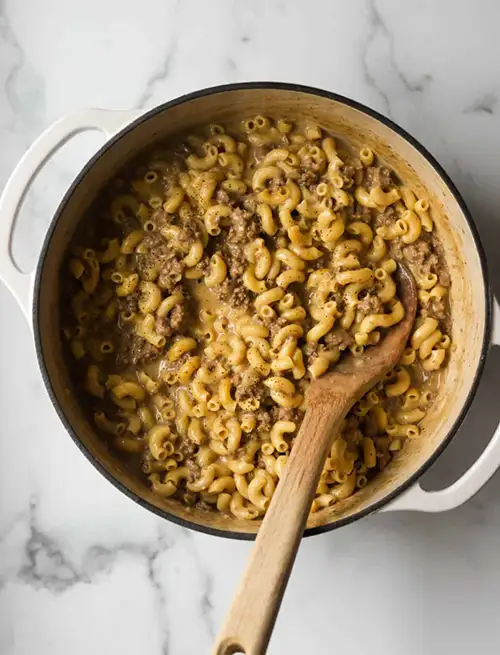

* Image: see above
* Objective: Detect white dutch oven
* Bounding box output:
[0,83,499,539]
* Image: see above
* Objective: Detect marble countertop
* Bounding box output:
[1,0,500,653]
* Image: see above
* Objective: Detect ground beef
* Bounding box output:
[402,240,430,266]
[421,297,447,321]
[151,208,169,229]
[402,240,439,276]
[196,500,215,512]
[117,329,160,366]
[341,164,357,189]
[260,310,276,327]
[231,285,252,310]
[137,232,186,292]
[198,255,211,276]
[211,279,252,311]
[389,238,404,260]
[210,279,232,302]
[175,439,196,460]
[117,292,139,316]
[255,456,268,471]
[357,293,383,316]
[235,368,267,404]
[215,189,230,204]
[186,459,201,480]
[276,407,300,423]
[228,207,257,243]
[227,248,246,278]
[155,316,172,337]
[391,236,450,288]
[141,233,162,250]
[155,302,186,337]
[170,304,185,330]
[304,342,323,358]
[204,359,217,372]
[156,256,185,291]
[220,207,260,279]
[438,267,451,287]
[212,278,234,303]
[182,218,203,243]
[429,237,451,287]
[297,168,319,187]
[364,166,392,190]
[348,204,373,222]
[374,206,396,229]
[271,176,288,194]
[324,328,354,350]
[241,194,258,214]
[255,410,272,432]
[116,286,186,364]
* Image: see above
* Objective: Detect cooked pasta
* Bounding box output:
[62,116,451,519]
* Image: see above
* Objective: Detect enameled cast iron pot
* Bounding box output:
[1,83,499,539]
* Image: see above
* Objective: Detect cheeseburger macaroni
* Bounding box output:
[62,116,451,519]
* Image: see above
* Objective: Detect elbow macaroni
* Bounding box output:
[65,114,452,520]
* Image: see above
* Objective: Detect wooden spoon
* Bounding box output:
[213,264,417,655]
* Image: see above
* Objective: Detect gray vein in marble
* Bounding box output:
[464,92,497,115]
[20,499,80,592]
[372,0,433,96]
[0,511,24,544]
[81,538,173,654]
[361,0,432,117]
[186,532,216,639]
[447,151,477,189]
[198,563,215,638]
[0,496,190,652]
[145,532,171,655]
[84,540,172,655]
[361,0,392,116]
[135,0,181,109]
[0,6,46,141]
[229,2,258,54]
[136,36,178,109]
[0,14,23,121]
[4,497,167,580]
[0,513,25,590]
[224,56,238,75]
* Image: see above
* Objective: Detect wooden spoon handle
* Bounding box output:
[213,394,351,655]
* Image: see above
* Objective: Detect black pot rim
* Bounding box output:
[33,82,492,541]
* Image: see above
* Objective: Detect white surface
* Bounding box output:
[1,1,500,653]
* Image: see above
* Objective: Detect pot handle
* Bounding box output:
[383,294,500,512]
[0,108,142,321]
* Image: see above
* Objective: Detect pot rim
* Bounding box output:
[33,82,492,540]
